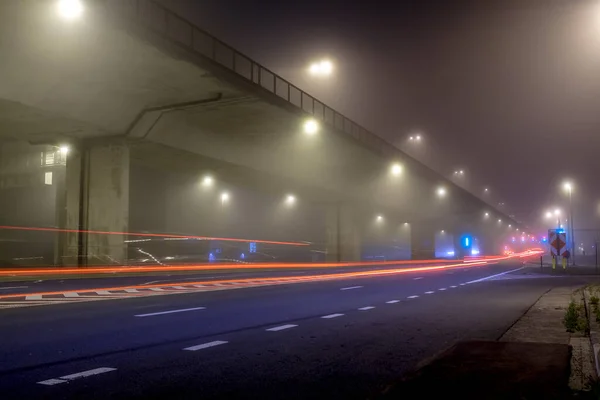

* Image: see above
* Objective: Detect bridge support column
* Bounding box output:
[57,140,130,266]
[326,203,361,262]
[411,223,436,260]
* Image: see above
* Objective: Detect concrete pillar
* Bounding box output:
[326,203,361,262]
[58,141,129,266]
[411,223,435,260]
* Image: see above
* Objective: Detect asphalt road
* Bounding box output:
[0,261,591,399]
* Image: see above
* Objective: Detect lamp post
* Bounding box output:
[563,182,574,265]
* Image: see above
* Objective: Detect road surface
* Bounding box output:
[0,261,589,399]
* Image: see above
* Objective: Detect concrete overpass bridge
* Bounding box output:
[0,0,520,266]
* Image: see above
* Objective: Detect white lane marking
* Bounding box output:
[96,291,112,295]
[149,288,166,291]
[358,306,375,311]
[321,313,344,319]
[193,285,207,288]
[172,286,189,290]
[407,295,419,299]
[413,277,423,280]
[424,291,435,294]
[340,286,363,291]
[63,292,80,298]
[438,288,446,291]
[266,324,298,332]
[143,281,160,285]
[124,289,139,293]
[25,295,42,300]
[183,340,228,351]
[38,367,117,385]
[459,283,466,286]
[386,300,400,304]
[60,367,117,381]
[465,266,525,284]
[37,379,67,386]
[0,286,28,290]
[135,307,206,317]
[450,285,458,288]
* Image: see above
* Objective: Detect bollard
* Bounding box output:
[552,257,556,271]
[562,257,567,270]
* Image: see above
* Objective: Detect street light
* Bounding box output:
[308,60,333,77]
[201,175,214,187]
[57,0,84,20]
[59,145,70,155]
[390,163,403,176]
[220,192,230,204]
[484,212,489,218]
[376,215,383,222]
[436,187,446,197]
[562,181,575,263]
[303,119,319,135]
[285,194,296,206]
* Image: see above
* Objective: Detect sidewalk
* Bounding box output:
[377,286,596,399]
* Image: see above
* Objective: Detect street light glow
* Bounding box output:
[484,212,489,217]
[563,181,573,193]
[303,119,319,135]
[57,0,84,20]
[376,215,383,221]
[390,163,403,176]
[221,192,229,203]
[308,60,333,76]
[202,175,214,187]
[437,187,447,197]
[554,208,561,216]
[285,194,296,205]
[59,145,70,155]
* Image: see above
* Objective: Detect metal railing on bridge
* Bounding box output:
[106,0,399,160]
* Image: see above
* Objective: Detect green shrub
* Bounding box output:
[591,295,599,306]
[564,301,579,333]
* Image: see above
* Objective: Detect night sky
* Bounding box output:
[159,0,600,231]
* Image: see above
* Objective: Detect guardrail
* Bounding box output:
[107,0,398,159]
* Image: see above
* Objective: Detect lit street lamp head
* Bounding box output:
[285,194,296,205]
[202,175,214,187]
[57,0,84,20]
[308,60,333,77]
[563,181,573,193]
[436,187,446,197]
[390,163,403,176]
[59,145,70,155]
[303,119,319,135]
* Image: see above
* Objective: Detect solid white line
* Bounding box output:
[321,313,344,319]
[438,288,446,291]
[25,295,42,300]
[59,367,116,381]
[63,292,80,298]
[450,285,458,288]
[386,300,400,304]
[183,340,228,351]
[0,286,28,290]
[37,378,67,386]
[424,291,435,294]
[266,324,298,331]
[407,295,419,299]
[413,277,423,280]
[340,286,363,291]
[465,266,525,284]
[358,306,375,311]
[135,307,206,317]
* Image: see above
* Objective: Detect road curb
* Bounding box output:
[583,287,600,380]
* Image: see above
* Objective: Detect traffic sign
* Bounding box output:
[548,229,567,257]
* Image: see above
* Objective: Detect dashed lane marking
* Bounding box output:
[321,313,344,319]
[358,306,375,311]
[266,324,298,332]
[413,277,423,280]
[438,288,446,291]
[424,291,435,294]
[465,266,525,284]
[340,286,363,291]
[183,340,228,351]
[407,295,419,299]
[450,285,458,288]
[386,300,400,304]
[38,367,116,386]
[135,306,206,318]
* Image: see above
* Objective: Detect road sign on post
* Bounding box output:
[548,229,567,257]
